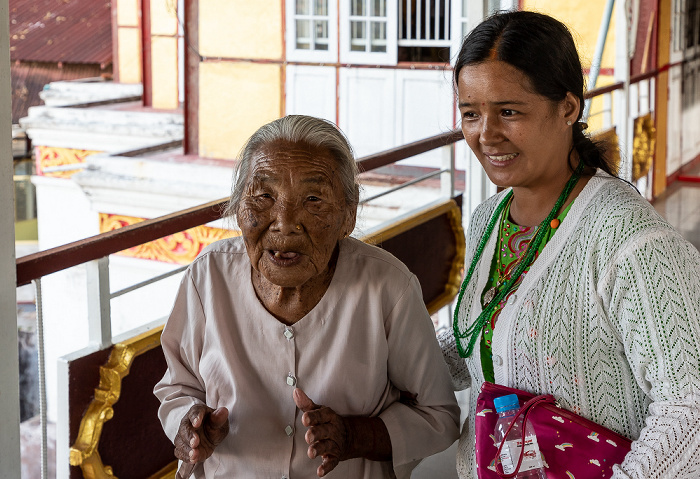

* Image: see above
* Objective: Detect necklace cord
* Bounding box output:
[452,162,585,358]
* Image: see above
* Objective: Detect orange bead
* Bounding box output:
[550,218,561,229]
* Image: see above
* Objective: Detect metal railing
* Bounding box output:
[399,0,451,46]
[584,69,658,132]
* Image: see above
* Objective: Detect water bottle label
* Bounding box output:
[498,436,544,473]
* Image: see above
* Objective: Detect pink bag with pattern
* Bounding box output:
[475,382,632,479]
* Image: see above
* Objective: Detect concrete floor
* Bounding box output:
[652,178,700,251]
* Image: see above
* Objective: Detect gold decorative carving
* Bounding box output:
[99,213,239,264]
[632,113,656,181]
[70,327,165,479]
[36,145,101,178]
[147,461,177,479]
[359,199,466,314]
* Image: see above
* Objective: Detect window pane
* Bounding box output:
[370,0,386,17]
[370,21,386,52]
[351,0,365,16]
[351,21,366,51]
[314,0,328,15]
[314,20,329,50]
[296,0,310,15]
[296,19,311,49]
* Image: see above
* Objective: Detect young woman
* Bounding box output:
[440,10,700,478]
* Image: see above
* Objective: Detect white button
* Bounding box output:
[507,295,517,305]
[493,355,503,366]
[283,327,294,340]
[286,374,297,386]
[285,425,294,436]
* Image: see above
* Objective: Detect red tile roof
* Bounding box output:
[10,0,112,66]
[11,61,108,123]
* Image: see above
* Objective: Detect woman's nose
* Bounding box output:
[479,116,503,145]
[270,200,303,234]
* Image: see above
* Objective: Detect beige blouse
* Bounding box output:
[154,237,460,479]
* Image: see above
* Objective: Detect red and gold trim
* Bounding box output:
[35,145,102,178]
[99,213,239,264]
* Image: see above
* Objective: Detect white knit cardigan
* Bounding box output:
[439,172,700,478]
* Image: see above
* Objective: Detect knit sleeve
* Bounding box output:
[437,328,471,391]
[601,231,700,478]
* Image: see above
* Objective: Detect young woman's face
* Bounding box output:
[457,60,578,191]
[236,140,354,289]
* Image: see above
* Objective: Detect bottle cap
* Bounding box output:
[494,394,520,413]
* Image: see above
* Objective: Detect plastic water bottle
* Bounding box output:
[493,394,547,478]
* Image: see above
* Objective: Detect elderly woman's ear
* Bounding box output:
[343,209,356,238]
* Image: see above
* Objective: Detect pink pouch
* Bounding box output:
[475,382,632,479]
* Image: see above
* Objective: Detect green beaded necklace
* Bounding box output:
[452,161,585,358]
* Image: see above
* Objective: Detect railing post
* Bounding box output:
[33,279,49,479]
[86,257,112,348]
[441,144,455,198]
[603,92,613,129]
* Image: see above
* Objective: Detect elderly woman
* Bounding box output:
[441,10,700,479]
[154,114,460,478]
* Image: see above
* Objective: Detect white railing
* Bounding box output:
[399,0,451,46]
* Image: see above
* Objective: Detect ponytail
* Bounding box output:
[571,122,618,177]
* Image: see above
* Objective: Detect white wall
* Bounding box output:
[339,67,455,163]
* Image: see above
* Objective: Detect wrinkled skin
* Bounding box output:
[174,404,229,466]
[293,388,392,477]
[236,139,356,323]
[294,388,350,477]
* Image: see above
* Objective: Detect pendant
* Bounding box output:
[483,286,497,306]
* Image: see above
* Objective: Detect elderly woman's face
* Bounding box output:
[237,140,354,289]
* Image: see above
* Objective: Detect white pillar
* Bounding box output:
[0,0,21,476]
[614,0,632,181]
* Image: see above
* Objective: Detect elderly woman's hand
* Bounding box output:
[293,388,392,477]
[174,404,229,465]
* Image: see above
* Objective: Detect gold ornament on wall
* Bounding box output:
[99,213,239,264]
[632,113,656,181]
[37,145,102,178]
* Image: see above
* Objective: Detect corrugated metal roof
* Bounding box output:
[10,0,112,65]
[11,61,107,123]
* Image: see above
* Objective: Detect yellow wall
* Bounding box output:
[522,1,617,132]
[150,0,180,109]
[117,0,139,26]
[116,0,141,83]
[151,0,178,36]
[199,62,282,160]
[522,0,616,79]
[199,0,283,59]
[654,0,671,196]
[151,37,180,109]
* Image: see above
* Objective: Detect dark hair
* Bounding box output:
[454,10,616,176]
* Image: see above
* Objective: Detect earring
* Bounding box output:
[566,120,572,126]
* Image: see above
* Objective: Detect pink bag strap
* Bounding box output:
[494,394,556,478]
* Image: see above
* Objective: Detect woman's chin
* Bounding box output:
[258,263,314,289]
